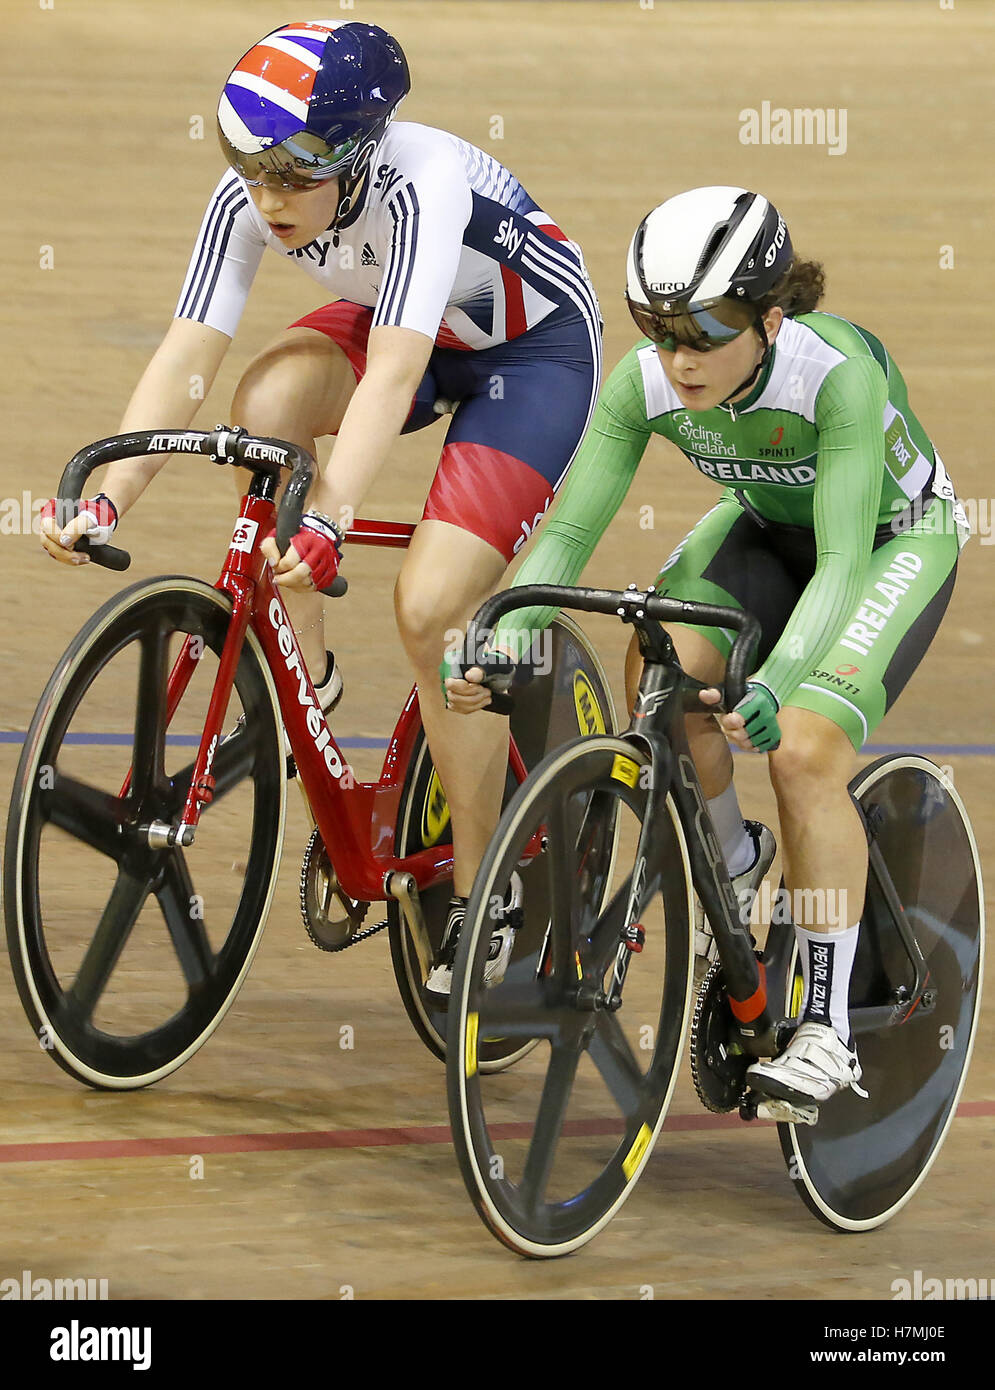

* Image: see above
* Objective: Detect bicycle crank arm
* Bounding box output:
[386,871,433,983]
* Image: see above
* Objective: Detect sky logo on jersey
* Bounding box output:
[494,218,525,257]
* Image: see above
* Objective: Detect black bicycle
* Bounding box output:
[445,583,985,1257]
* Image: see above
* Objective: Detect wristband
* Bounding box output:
[302,510,345,546]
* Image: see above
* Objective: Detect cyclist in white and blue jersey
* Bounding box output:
[40,19,602,990]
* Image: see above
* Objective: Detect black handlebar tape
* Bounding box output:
[274,455,316,559]
[73,536,132,571]
[455,655,516,717]
[465,584,761,713]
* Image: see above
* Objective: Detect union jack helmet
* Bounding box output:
[217,19,410,190]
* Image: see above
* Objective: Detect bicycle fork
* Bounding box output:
[630,651,784,1057]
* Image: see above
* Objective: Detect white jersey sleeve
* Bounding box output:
[371,136,473,341]
[174,171,266,339]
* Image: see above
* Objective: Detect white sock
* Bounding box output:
[796,922,860,1044]
[707,782,754,877]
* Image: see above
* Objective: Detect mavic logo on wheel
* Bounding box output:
[573,671,606,736]
[421,768,451,847]
[267,599,344,777]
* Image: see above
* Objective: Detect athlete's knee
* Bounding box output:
[769,709,855,802]
[394,573,474,666]
[231,328,354,435]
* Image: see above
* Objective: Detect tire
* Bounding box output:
[448,735,695,1257]
[778,755,985,1230]
[4,578,286,1089]
[387,614,617,1068]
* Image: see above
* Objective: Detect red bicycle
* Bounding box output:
[5,427,617,1088]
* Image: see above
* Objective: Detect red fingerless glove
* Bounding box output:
[291,510,344,589]
[41,494,118,545]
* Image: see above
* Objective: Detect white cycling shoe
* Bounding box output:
[426,872,523,998]
[694,820,776,982]
[747,1021,869,1118]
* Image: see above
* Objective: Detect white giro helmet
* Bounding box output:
[626,186,793,350]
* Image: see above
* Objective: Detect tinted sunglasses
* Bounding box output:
[626,294,758,353]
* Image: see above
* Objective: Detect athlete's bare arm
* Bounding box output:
[41,318,231,562]
[266,323,435,589]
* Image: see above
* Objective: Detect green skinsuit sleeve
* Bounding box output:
[490,356,652,662]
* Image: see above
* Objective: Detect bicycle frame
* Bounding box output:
[54,426,537,981]
[464,580,945,1061]
[152,487,527,911]
[620,619,783,1053]
[610,621,938,1053]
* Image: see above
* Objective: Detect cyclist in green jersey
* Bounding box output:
[444,186,967,1115]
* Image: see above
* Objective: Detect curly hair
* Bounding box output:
[755,258,826,318]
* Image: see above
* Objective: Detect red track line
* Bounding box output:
[0,1101,992,1166]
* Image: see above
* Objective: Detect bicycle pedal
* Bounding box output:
[755,1098,818,1126]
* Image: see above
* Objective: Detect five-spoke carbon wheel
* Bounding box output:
[4,578,286,1089]
[447,736,695,1256]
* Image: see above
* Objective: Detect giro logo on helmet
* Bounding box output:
[764,217,788,268]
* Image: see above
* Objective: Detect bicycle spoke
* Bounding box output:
[155,853,214,991]
[520,1042,584,1214]
[131,625,169,803]
[67,867,153,1019]
[167,725,259,816]
[477,977,573,1040]
[40,773,127,860]
[587,1012,647,1120]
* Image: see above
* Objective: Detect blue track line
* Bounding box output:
[1,733,993,756]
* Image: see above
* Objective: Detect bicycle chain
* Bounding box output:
[299,827,387,952]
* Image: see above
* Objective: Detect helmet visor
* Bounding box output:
[626,294,758,352]
[222,128,364,191]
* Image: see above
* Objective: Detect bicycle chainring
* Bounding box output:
[299,827,383,951]
[690,959,751,1113]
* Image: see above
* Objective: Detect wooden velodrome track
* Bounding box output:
[2,0,992,1305]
